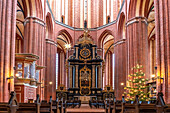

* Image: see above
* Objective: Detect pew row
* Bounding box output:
[16,94,40,113]
[0,92,18,113]
[105,92,169,113]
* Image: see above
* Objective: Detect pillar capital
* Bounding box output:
[24,16,45,26]
[126,16,148,26]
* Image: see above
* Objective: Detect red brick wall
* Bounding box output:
[154,0,170,103]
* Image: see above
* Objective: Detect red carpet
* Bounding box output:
[66,104,105,113]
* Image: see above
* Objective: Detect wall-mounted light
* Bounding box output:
[65,44,71,49]
[151,74,155,78]
[121,82,124,86]
[15,73,19,77]
[49,81,53,85]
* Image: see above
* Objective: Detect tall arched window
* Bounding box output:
[61,15,65,23]
[56,53,59,89]
[112,53,115,89]
[107,16,110,23]
[149,37,156,79]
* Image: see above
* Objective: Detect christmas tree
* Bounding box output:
[124,64,151,101]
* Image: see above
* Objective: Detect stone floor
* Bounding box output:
[66,104,105,113]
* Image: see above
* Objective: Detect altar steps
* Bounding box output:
[66,104,105,113]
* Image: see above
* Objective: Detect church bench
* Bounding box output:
[121,102,159,113]
[51,100,60,113]
[133,95,157,113]
[89,100,98,108]
[0,103,9,113]
[164,105,170,113]
[16,94,40,113]
[16,103,40,113]
[120,92,167,113]
[89,100,105,108]
[138,104,157,113]
[72,100,81,108]
[53,99,65,113]
[64,99,81,113]
[65,100,74,108]
[121,103,136,113]
[97,100,105,108]
[0,92,18,113]
[114,103,122,113]
[106,98,122,113]
[105,100,114,113]
[40,96,53,113]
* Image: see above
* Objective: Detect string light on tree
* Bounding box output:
[124,64,151,101]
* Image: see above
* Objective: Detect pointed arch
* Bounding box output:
[128,0,154,19]
[117,12,125,39]
[46,13,54,34]
[22,0,43,17]
[98,29,114,48]
[57,29,73,44]
[128,0,137,19]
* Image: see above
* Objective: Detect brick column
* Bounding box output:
[114,41,126,100]
[45,40,57,101]
[154,0,170,103]
[24,17,45,56]
[0,0,17,102]
[123,17,150,101]
[126,17,149,77]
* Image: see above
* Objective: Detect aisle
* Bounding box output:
[66,104,105,113]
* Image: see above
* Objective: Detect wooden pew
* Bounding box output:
[121,96,136,113]
[89,100,98,108]
[121,92,167,113]
[105,99,113,113]
[65,100,74,108]
[97,100,105,108]
[134,95,156,113]
[136,93,168,113]
[107,97,121,113]
[64,99,81,113]
[156,92,169,113]
[52,97,66,113]
[114,101,122,113]
[16,94,40,113]
[72,100,81,108]
[89,99,105,109]
[51,100,59,113]
[121,95,157,113]
[40,96,53,113]
[0,91,18,113]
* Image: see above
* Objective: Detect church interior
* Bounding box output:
[0,0,170,113]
